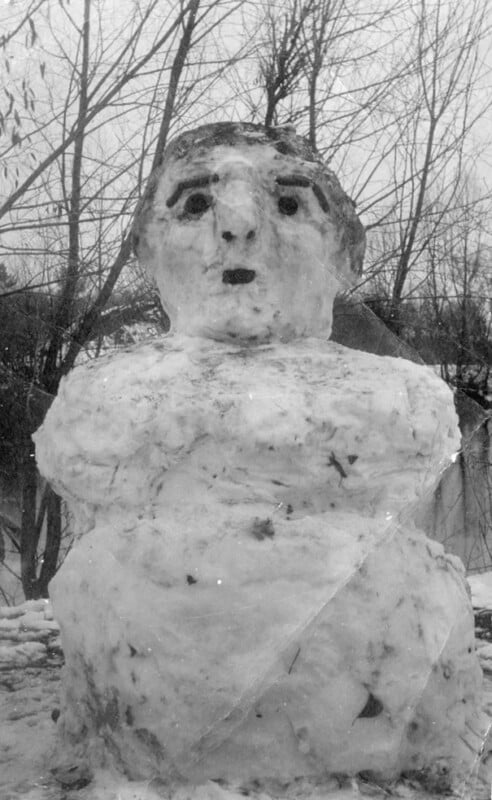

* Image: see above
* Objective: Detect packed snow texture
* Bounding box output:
[34,335,487,791]
[2,596,492,800]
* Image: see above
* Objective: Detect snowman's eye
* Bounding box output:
[184,192,212,216]
[278,195,299,216]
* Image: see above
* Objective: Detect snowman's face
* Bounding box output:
[138,142,352,342]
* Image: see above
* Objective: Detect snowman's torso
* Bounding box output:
[34,335,484,787]
[37,335,458,525]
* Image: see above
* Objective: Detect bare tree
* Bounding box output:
[257,0,314,127]
[0,0,47,153]
[362,0,490,332]
[240,0,413,168]
[422,182,492,397]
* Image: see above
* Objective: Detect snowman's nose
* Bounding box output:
[217,182,259,243]
[222,229,256,243]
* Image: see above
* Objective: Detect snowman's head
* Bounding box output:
[133,122,365,343]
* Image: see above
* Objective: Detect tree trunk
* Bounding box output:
[37,489,62,597]
[20,436,63,599]
[20,438,41,599]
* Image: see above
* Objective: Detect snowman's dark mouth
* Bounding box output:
[222,268,256,285]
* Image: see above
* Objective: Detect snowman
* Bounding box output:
[34,122,486,794]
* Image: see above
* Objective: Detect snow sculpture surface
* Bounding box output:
[34,122,486,794]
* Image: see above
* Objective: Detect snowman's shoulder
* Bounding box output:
[223,339,439,385]
[54,336,199,408]
[301,341,451,390]
[33,337,203,494]
[35,337,188,440]
[238,341,458,432]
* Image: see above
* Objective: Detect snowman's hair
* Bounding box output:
[159,121,321,166]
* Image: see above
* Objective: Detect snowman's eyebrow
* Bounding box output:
[275,174,330,213]
[276,175,311,187]
[166,173,219,207]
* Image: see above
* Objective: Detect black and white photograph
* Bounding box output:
[0,1,491,798]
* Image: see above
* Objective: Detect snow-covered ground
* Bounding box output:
[2,585,492,800]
